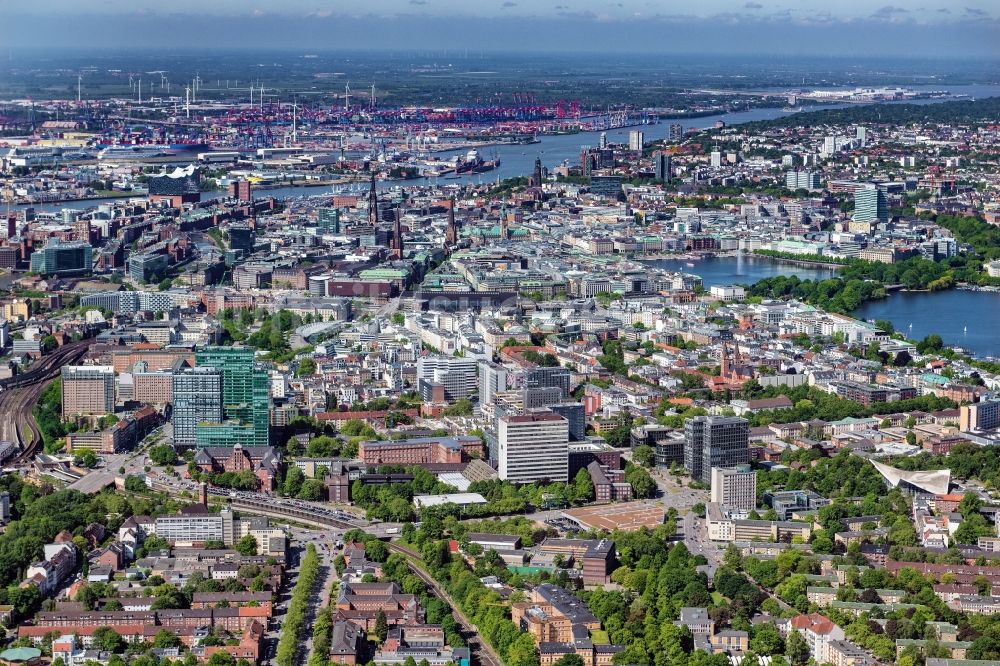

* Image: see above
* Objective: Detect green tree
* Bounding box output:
[92,627,125,653]
[207,653,236,666]
[235,534,258,556]
[149,444,178,466]
[624,464,656,498]
[283,466,305,497]
[553,656,585,666]
[153,629,182,648]
[305,435,340,458]
[296,358,317,377]
[73,450,99,468]
[785,631,810,666]
[508,633,541,666]
[374,610,389,643]
[297,479,326,501]
[632,444,654,468]
[366,540,389,563]
[574,468,595,503]
[751,623,784,655]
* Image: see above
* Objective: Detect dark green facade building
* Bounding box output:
[194,346,270,447]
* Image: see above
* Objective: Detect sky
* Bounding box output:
[2,0,999,56]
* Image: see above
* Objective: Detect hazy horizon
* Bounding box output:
[3,3,999,58]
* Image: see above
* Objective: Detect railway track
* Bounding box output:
[388,543,504,666]
[0,340,95,462]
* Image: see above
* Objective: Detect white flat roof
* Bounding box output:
[413,492,486,508]
[436,472,471,492]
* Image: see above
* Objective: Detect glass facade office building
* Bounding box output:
[684,415,749,484]
[194,347,270,447]
[172,368,223,448]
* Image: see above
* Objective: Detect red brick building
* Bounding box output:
[192,445,282,492]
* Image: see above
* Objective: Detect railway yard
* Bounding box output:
[0,339,94,463]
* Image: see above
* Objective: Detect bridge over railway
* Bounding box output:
[143,478,503,666]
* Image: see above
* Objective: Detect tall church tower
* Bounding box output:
[367,173,379,227]
[445,198,458,246]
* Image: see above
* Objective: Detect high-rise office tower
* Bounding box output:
[499,411,569,483]
[172,367,223,448]
[194,347,270,446]
[822,136,838,156]
[710,151,723,168]
[550,403,586,441]
[785,170,822,190]
[30,238,93,276]
[525,366,571,399]
[710,465,757,512]
[61,366,115,418]
[479,361,508,406]
[684,416,749,484]
[654,152,673,182]
[854,184,888,224]
[960,400,1000,432]
[417,356,478,401]
[318,207,340,233]
[629,130,645,152]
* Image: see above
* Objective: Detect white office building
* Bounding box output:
[629,130,645,152]
[479,361,508,406]
[416,356,478,401]
[710,465,757,513]
[498,411,569,484]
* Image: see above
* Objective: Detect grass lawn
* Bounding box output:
[590,630,610,644]
[711,591,724,604]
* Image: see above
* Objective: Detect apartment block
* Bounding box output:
[61,366,115,418]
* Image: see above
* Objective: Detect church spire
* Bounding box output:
[367,173,379,227]
[446,197,458,246]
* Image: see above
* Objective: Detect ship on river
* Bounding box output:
[454,149,500,174]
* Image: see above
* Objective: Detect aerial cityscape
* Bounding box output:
[1,3,1000,666]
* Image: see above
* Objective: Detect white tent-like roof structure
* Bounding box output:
[871,460,951,496]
